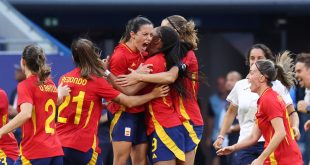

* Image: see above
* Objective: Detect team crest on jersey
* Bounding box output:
[125,127,131,136]
[130,63,136,68]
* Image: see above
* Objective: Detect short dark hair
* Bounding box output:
[246,44,274,66]
[296,53,310,68]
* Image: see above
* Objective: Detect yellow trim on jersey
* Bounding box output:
[149,104,185,161]
[182,120,200,145]
[179,97,190,120]
[31,107,36,135]
[178,96,200,145]
[83,101,94,128]
[21,156,31,165]
[269,151,278,165]
[0,150,6,159]
[2,115,7,125]
[192,72,197,98]
[109,106,125,141]
[87,135,98,165]
[19,146,32,165]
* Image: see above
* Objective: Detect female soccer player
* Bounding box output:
[115,15,202,165]
[56,38,168,165]
[216,52,303,165]
[0,45,64,165]
[107,16,153,165]
[0,88,19,165]
[213,44,300,165]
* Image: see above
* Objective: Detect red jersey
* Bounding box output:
[57,68,120,153]
[17,75,63,159]
[172,50,203,125]
[256,88,302,165]
[0,89,19,160]
[108,43,145,114]
[143,53,182,135]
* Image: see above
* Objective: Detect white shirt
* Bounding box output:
[227,79,293,142]
[304,88,310,104]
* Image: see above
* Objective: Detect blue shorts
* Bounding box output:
[15,156,63,165]
[109,111,147,145]
[63,147,102,165]
[182,120,203,152]
[148,125,186,163]
[234,141,264,165]
[0,157,14,165]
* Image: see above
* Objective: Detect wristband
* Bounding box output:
[104,70,111,77]
[176,62,187,72]
[217,135,224,140]
[289,110,297,116]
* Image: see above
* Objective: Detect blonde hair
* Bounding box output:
[164,15,199,49]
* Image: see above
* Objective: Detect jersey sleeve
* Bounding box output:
[97,77,121,102]
[0,90,8,115]
[262,96,284,121]
[109,49,128,76]
[273,80,293,106]
[144,55,165,74]
[17,82,33,107]
[226,81,240,106]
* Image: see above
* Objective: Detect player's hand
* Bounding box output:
[134,63,153,74]
[216,145,235,156]
[58,83,71,98]
[115,71,140,87]
[304,120,310,132]
[292,126,301,140]
[297,100,308,113]
[101,55,110,70]
[151,85,169,98]
[213,138,223,150]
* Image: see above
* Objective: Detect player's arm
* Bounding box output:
[106,72,148,96]
[0,103,32,138]
[115,66,179,86]
[286,104,300,140]
[254,117,286,163]
[112,85,169,108]
[213,103,238,150]
[216,123,261,156]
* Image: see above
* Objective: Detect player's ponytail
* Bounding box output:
[164,15,198,51]
[22,44,51,84]
[255,51,295,89]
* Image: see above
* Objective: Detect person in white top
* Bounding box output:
[295,53,310,133]
[213,44,300,165]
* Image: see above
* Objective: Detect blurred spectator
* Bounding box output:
[207,76,228,165]
[225,71,242,164]
[8,64,26,144]
[295,53,310,165]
